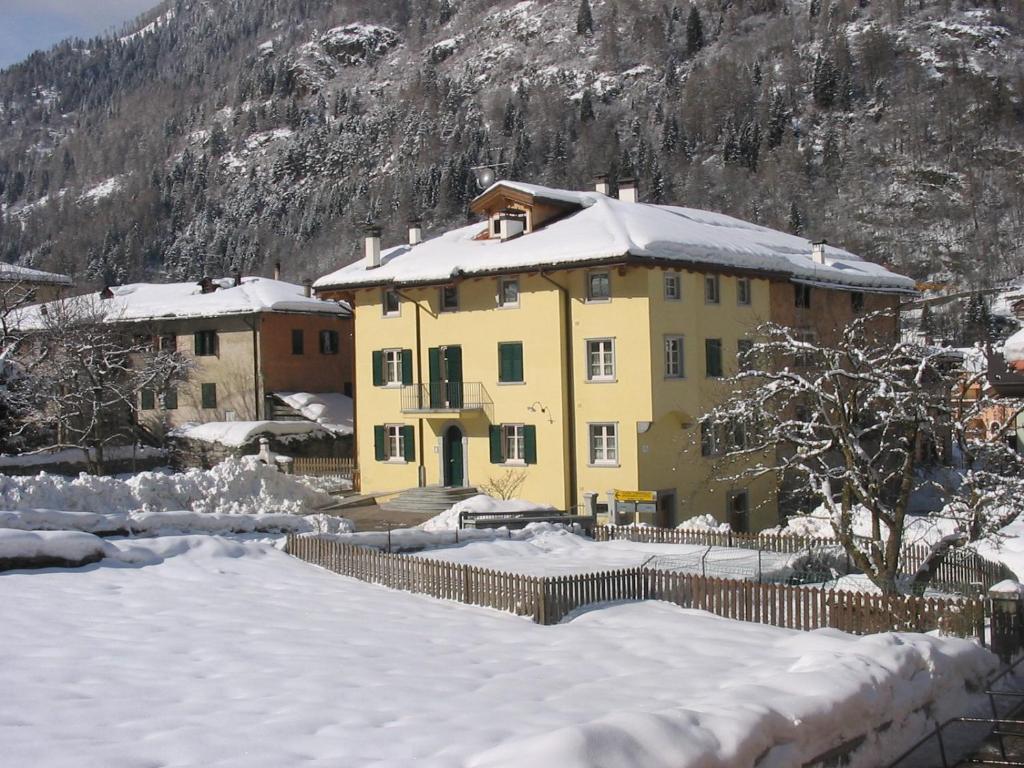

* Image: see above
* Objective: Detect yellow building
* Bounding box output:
[315,180,916,530]
[1,263,73,309]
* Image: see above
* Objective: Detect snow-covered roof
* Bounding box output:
[1004,328,1024,364]
[273,391,353,435]
[170,420,332,447]
[15,276,350,328]
[0,262,72,286]
[315,182,916,294]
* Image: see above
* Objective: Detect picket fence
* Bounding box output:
[285,534,985,637]
[291,456,356,478]
[595,525,1013,595]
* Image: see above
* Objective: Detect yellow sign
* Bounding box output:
[614,490,657,503]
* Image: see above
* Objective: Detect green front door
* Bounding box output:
[444,425,464,487]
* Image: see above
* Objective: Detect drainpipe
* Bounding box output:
[249,315,262,419]
[540,272,578,512]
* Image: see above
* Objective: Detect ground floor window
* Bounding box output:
[728,491,750,533]
[489,424,537,464]
[374,424,414,462]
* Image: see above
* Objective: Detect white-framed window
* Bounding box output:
[498,277,520,307]
[383,348,403,386]
[589,423,618,465]
[705,274,720,304]
[385,424,405,460]
[587,271,611,302]
[587,338,615,381]
[665,335,685,378]
[383,288,400,316]
[503,424,525,463]
[737,277,751,306]
[664,272,681,301]
[440,284,459,312]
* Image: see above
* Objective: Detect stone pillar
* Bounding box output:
[989,580,1023,663]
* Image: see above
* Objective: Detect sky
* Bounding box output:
[0,0,159,69]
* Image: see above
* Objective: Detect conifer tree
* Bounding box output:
[686,5,705,56]
[576,0,594,37]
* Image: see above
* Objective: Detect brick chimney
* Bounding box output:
[197,277,216,294]
[593,174,611,195]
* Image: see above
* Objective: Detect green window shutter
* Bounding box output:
[446,345,463,382]
[374,425,386,461]
[498,342,523,383]
[402,425,415,461]
[428,347,441,407]
[201,383,217,409]
[512,343,523,382]
[163,388,178,410]
[489,425,503,463]
[372,350,384,386]
[523,424,537,464]
[140,389,155,410]
[401,349,413,385]
[193,331,202,355]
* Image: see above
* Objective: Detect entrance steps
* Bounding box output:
[379,485,479,515]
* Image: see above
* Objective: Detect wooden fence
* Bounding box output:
[291,456,356,479]
[285,534,986,637]
[596,525,1013,595]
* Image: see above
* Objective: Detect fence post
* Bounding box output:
[537,579,548,625]
[988,581,1024,663]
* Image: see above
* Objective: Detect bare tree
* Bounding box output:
[7,296,192,473]
[701,314,1024,595]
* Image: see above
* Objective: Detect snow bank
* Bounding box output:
[676,513,731,532]
[0,529,110,567]
[334,520,567,552]
[419,493,555,531]
[0,457,334,516]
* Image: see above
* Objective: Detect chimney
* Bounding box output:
[273,261,282,280]
[593,174,611,195]
[364,224,382,268]
[197,276,216,294]
[100,286,114,300]
[408,218,423,246]
[811,240,828,265]
[233,270,242,287]
[302,278,312,298]
[617,178,638,203]
[497,209,525,241]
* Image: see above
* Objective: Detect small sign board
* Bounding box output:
[614,489,657,503]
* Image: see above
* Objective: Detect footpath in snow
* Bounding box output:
[0,535,997,768]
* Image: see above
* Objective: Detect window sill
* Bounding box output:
[496,303,520,310]
[383,458,409,464]
[503,460,527,467]
[588,461,620,468]
[497,380,526,386]
[586,378,617,384]
[585,298,612,304]
[664,375,686,381]
[382,313,401,319]
[383,383,404,389]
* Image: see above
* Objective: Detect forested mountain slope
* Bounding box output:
[0,0,1022,289]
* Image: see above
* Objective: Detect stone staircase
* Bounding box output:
[379,485,479,515]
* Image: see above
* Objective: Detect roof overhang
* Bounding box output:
[469,184,583,217]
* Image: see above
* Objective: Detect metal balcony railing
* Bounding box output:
[400,381,492,414]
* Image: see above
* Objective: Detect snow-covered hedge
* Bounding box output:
[0,529,111,570]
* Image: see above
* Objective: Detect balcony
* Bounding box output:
[401,381,493,417]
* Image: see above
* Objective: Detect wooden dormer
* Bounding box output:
[469,183,584,239]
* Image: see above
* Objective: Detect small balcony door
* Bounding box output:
[428,345,463,409]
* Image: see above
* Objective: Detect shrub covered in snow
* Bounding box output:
[0,529,112,569]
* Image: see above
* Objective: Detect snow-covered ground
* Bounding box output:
[412,525,802,579]
[0,535,996,768]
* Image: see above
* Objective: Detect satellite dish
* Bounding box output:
[474,167,496,189]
